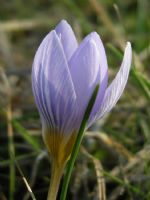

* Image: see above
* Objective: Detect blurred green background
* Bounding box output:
[0,0,150,200]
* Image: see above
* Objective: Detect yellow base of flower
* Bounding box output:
[43,129,77,165]
[43,128,77,199]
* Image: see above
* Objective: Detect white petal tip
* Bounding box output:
[89,39,97,47]
[88,39,99,54]
[51,30,57,35]
[126,42,132,50]
[124,42,132,60]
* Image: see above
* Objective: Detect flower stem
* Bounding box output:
[47,160,65,200]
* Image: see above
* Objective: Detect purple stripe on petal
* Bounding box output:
[32,34,55,127]
[32,71,51,126]
[69,38,100,122]
[87,32,108,126]
[94,42,132,121]
[55,19,78,61]
[80,32,108,82]
[32,30,79,136]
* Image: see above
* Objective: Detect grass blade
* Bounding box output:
[60,84,99,200]
[13,120,40,151]
[13,154,37,200]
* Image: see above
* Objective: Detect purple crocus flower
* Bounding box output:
[32,20,132,164]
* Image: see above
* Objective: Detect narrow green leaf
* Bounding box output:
[107,43,123,59]
[8,134,15,200]
[12,120,40,151]
[131,70,150,101]
[0,152,38,167]
[107,43,150,101]
[60,84,99,200]
[102,169,146,198]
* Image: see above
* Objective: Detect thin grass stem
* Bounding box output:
[60,84,99,200]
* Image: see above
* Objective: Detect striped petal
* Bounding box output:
[55,19,78,61]
[93,42,132,121]
[86,32,108,125]
[69,37,100,122]
[32,30,78,136]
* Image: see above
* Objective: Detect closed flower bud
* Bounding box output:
[32,19,132,200]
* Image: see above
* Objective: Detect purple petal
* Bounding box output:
[86,32,108,124]
[80,32,108,82]
[32,30,79,136]
[55,19,78,61]
[69,38,100,122]
[90,42,132,123]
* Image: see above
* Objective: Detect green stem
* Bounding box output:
[9,136,15,200]
[47,160,65,200]
[7,103,15,200]
[60,84,99,200]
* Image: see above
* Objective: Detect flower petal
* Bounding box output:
[86,32,108,125]
[93,42,132,121]
[55,19,78,61]
[69,38,100,122]
[32,30,78,136]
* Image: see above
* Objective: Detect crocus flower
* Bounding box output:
[32,19,132,199]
